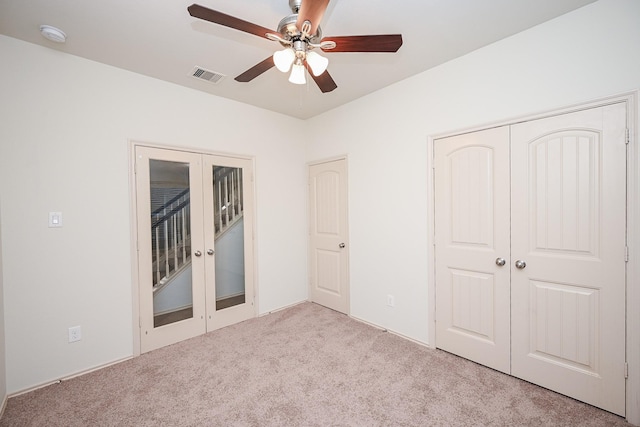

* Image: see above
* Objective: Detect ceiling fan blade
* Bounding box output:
[235,57,275,82]
[321,34,403,53]
[296,0,330,36]
[305,64,337,93]
[188,4,274,39]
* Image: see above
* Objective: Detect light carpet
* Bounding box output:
[0,302,631,426]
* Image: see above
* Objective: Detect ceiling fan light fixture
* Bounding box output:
[273,48,295,73]
[305,51,329,76]
[289,62,306,85]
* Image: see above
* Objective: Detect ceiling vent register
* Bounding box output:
[190,66,226,84]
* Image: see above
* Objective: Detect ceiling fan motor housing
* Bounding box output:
[276,14,322,45]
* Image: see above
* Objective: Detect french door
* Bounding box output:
[435,103,627,415]
[135,146,255,353]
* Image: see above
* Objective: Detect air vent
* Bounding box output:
[190,66,226,84]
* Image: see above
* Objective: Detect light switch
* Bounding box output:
[49,211,63,228]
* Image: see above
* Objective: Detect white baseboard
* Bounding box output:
[0,392,7,419]
[8,356,133,398]
[349,314,433,349]
[259,299,308,317]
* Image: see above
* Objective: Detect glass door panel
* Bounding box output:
[212,166,246,311]
[149,159,193,326]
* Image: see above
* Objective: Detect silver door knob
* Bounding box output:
[339,243,346,248]
[194,250,202,257]
[495,258,506,267]
[207,249,214,255]
[515,260,526,269]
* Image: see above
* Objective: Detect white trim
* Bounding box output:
[427,91,639,425]
[128,141,141,358]
[7,356,132,398]
[0,392,7,419]
[350,314,431,348]
[259,300,307,317]
[426,137,436,348]
[625,92,639,426]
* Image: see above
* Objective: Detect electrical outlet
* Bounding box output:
[387,295,395,307]
[68,326,82,343]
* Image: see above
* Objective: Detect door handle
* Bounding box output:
[339,243,346,249]
[495,258,506,267]
[194,250,202,257]
[515,260,526,269]
[207,249,214,255]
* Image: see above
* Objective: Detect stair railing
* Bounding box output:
[214,167,244,237]
[151,188,191,289]
[150,168,244,292]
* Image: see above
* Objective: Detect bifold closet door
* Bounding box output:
[434,126,511,374]
[510,103,627,416]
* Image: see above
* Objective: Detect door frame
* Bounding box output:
[307,155,350,315]
[128,141,258,357]
[427,91,639,424]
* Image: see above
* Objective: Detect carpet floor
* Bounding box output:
[0,302,631,426]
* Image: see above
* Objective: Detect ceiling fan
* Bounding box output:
[187,0,403,93]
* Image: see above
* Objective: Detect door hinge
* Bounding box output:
[626,128,630,145]
[139,317,142,328]
[625,362,629,379]
[625,246,629,262]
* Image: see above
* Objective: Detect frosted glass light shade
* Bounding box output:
[306,51,329,76]
[273,48,295,73]
[288,63,306,85]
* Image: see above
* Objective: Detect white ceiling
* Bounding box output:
[0,0,597,119]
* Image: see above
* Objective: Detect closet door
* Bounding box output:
[434,126,511,374]
[510,103,627,416]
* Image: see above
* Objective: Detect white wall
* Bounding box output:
[306,0,640,344]
[0,35,308,393]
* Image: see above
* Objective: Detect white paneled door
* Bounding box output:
[510,103,627,415]
[434,126,511,374]
[435,103,627,415]
[309,159,349,314]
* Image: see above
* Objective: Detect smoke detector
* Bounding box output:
[40,25,67,43]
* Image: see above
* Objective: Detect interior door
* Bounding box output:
[136,146,255,353]
[136,146,207,353]
[309,158,349,314]
[203,155,255,331]
[510,103,627,415]
[434,126,511,374]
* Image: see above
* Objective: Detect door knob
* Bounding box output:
[495,258,506,267]
[194,250,202,257]
[207,249,214,255]
[515,260,527,269]
[339,243,346,248]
